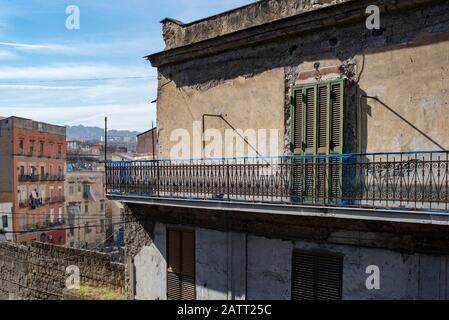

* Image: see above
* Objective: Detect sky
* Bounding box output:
[0,0,250,132]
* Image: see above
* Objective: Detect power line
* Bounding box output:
[2,219,127,235]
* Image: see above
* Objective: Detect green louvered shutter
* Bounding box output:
[303,86,316,201]
[329,81,344,202]
[290,80,344,204]
[330,81,344,155]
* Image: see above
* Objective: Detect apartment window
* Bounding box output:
[100,201,104,212]
[31,214,36,229]
[50,208,55,224]
[20,215,26,231]
[58,207,62,223]
[290,80,344,203]
[83,183,90,194]
[58,144,62,158]
[291,251,343,300]
[40,166,45,177]
[69,183,75,195]
[291,80,344,155]
[18,139,24,154]
[50,165,54,177]
[29,140,35,155]
[19,165,25,176]
[1,215,8,228]
[30,166,37,177]
[167,229,196,300]
[50,143,54,157]
[85,204,89,213]
[40,141,45,155]
[78,185,82,193]
[40,212,47,227]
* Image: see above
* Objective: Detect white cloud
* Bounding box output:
[0,84,85,90]
[0,41,73,52]
[0,63,150,80]
[0,49,17,59]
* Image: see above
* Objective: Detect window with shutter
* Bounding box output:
[292,251,343,300]
[290,79,345,203]
[167,229,196,300]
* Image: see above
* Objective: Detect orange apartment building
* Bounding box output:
[0,116,67,245]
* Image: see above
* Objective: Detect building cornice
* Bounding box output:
[147,0,444,68]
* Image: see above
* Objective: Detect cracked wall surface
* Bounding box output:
[162,0,352,49]
[155,1,449,158]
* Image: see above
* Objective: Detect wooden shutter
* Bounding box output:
[290,80,344,203]
[167,229,196,300]
[292,251,343,301]
[317,84,329,154]
[330,82,344,154]
[291,88,303,153]
[304,87,316,155]
[291,80,344,156]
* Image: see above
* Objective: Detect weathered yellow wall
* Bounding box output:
[157,68,285,159]
[358,32,449,153]
[157,33,449,158]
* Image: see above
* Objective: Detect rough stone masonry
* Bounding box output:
[0,241,124,300]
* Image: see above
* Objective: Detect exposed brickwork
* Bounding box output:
[0,241,124,300]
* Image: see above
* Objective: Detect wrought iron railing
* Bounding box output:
[106,151,449,212]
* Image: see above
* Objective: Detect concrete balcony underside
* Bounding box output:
[107,194,449,226]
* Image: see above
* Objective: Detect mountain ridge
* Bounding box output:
[66,125,140,141]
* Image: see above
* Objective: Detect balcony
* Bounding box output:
[18,174,39,182]
[46,174,65,181]
[106,151,449,224]
[20,219,66,233]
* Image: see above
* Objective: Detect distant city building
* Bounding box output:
[65,171,106,249]
[135,128,158,160]
[66,139,103,171]
[0,116,67,245]
[0,202,13,241]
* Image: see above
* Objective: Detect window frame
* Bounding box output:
[291,249,343,301]
[166,227,196,300]
[290,79,345,156]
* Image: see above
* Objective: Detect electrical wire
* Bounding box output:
[1,219,127,235]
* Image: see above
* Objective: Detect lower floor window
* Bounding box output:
[167,228,196,300]
[292,251,343,300]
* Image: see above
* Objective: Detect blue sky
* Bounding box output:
[0,0,250,132]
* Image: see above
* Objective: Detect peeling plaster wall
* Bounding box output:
[156,1,449,157]
[247,235,292,300]
[134,223,166,300]
[294,240,449,300]
[162,0,351,49]
[129,221,449,300]
[157,68,285,159]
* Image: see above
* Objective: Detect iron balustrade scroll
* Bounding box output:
[106,151,449,212]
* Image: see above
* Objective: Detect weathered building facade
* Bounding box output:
[108,0,449,300]
[0,117,67,245]
[66,171,106,249]
[135,128,158,160]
